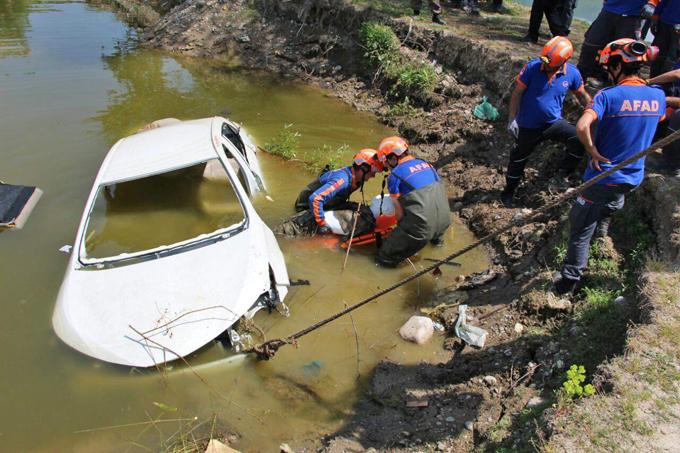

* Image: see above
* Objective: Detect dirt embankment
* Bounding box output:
[108,0,680,450]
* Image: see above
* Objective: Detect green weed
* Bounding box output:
[387,60,438,97]
[386,96,416,118]
[264,124,300,160]
[307,143,351,174]
[561,364,595,399]
[359,21,399,67]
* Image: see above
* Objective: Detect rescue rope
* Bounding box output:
[246,129,680,360]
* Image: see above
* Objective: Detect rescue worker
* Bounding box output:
[525,0,577,43]
[374,137,451,267]
[285,149,381,236]
[502,37,592,207]
[412,0,447,24]
[648,64,680,175]
[650,0,680,77]
[554,39,665,294]
[576,0,657,86]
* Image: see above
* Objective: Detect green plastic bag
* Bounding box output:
[473,96,499,121]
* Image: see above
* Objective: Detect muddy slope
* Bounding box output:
[116,0,680,450]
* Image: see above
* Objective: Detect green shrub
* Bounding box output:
[359,21,399,67]
[264,124,300,160]
[392,61,438,96]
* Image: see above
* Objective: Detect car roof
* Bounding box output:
[99,118,218,185]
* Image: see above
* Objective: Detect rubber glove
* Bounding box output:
[641,2,655,19]
[507,118,519,139]
[323,211,346,235]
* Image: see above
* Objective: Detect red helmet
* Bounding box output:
[540,36,574,69]
[377,136,409,162]
[353,148,382,172]
[597,39,658,66]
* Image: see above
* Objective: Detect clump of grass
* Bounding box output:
[359,22,399,67]
[307,143,350,174]
[358,21,439,101]
[264,124,300,160]
[386,96,416,118]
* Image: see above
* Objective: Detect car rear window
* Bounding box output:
[82,159,246,260]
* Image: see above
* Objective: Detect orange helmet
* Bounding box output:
[353,148,382,172]
[377,136,409,162]
[597,39,658,66]
[540,36,573,69]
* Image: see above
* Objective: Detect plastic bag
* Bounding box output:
[454,305,488,347]
[472,96,499,122]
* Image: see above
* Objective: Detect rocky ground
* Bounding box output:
[97,0,680,450]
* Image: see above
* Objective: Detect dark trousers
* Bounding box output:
[411,0,441,14]
[577,10,641,80]
[505,119,584,191]
[561,183,634,282]
[527,0,576,40]
[663,110,680,170]
[651,22,680,78]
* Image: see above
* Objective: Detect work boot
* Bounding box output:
[432,13,447,24]
[552,272,577,296]
[522,34,538,43]
[413,8,420,15]
[500,187,515,208]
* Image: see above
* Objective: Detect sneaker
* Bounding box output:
[552,272,577,296]
[432,13,447,24]
[522,34,538,43]
[500,189,515,208]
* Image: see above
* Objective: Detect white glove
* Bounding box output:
[507,118,519,139]
[641,2,655,19]
[323,211,346,235]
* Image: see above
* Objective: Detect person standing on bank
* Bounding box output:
[412,0,447,25]
[576,0,657,86]
[555,39,665,294]
[501,37,592,207]
[525,0,577,43]
[374,137,451,268]
[650,0,680,77]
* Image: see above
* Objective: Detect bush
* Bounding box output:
[307,144,350,174]
[389,61,438,97]
[359,21,399,67]
[264,124,300,160]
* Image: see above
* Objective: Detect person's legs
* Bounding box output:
[559,185,629,288]
[527,0,546,42]
[542,119,584,173]
[545,0,575,36]
[578,11,617,81]
[376,226,429,267]
[663,110,680,173]
[503,126,545,197]
[411,0,423,14]
[652,22,678,77]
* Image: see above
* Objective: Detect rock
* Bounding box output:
[525,396,545,408]
[514,322,524,334]
[554,359,564,370]
[445,416,455,423]
[483,375,498,387]
[464,421,474,431]
[399,316,435,344]
[547,297,572,311]
[614,296,627,305]
[452,201,464,211]
[436,441,447,451]
[205,439,240,453]
[236,35,250,43]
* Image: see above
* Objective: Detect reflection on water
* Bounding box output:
[85,160,245,259]
[0,1,490,452]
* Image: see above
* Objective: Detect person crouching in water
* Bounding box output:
[274,149,382,237]
[374,136,451,267]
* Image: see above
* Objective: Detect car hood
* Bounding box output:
[53,226,270,367]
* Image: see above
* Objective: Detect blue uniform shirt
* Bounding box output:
[602,0,655,16]
[516,60,584,129]
[654,0,679,24]
[388,156,440,197]
[309,166,354,225]
[583,78,666,186]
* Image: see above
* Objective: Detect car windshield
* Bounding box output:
[82,159,246,260]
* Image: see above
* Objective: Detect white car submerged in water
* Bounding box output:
[53,117,289,367]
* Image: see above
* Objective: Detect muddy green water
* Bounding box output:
[0,2,489,451]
